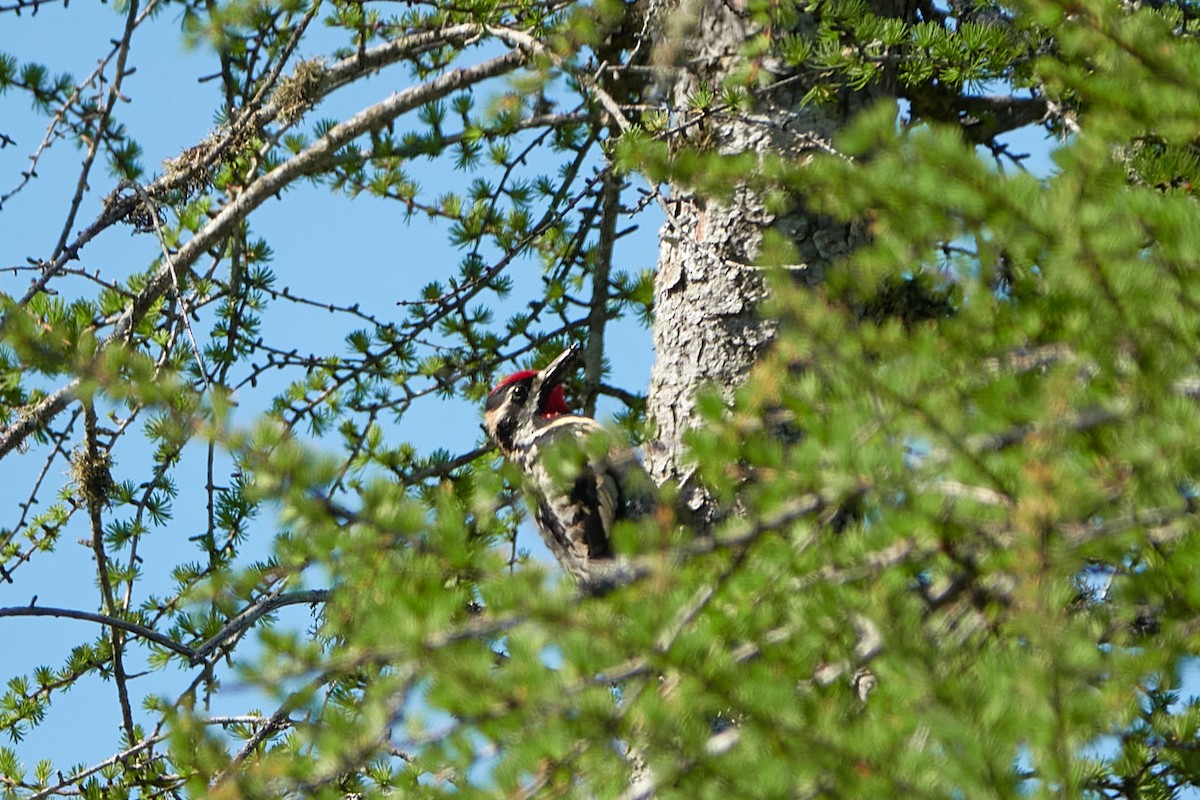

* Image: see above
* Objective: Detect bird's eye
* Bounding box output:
[512,385,528,403]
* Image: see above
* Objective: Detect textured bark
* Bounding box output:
[645,0,895,524]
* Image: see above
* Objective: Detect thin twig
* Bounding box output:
[583,169,623,417]
[0,604,195,658]
[51,0,156,262]
[83,401,137,741]
[23,715,278,800]
[131,181,212,392]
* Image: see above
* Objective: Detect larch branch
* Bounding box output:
[0,47,528,461]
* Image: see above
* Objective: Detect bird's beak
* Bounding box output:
[535,343,580,403]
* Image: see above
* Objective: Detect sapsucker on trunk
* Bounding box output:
[483,344,656,586]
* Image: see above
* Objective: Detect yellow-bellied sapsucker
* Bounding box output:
[483,344,656,586]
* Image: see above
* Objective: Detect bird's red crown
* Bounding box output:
[490,370,570,418]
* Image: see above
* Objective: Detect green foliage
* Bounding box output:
[633,1,1200,795]
[3,0,1200,797]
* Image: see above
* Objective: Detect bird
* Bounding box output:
[483,343,656,586]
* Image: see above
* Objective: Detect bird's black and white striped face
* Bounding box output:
[483,374,536,455]
[483,345,580,455]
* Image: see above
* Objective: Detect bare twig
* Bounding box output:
[486,24,634,131]
[583,169,623,417]
[0,604,194,658]
[82,402,137,741]
[51,0,155,263]
[130,181,212,392]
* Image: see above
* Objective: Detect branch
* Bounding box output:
[317,24,488,97]
[0,1,155,213]
[392,445,491,486]
[82,401,137,741]
[0,605,195,658]
[190,588,330,665]
[968,405,1126,453]
[210,705,298,787]
[130,181,212,392]
[425,494,826,651]
[0,587,333,666]
[49,0,150,262]
[0,47,528,461]
[0,381,79,465]
[904,83,1050,143]
[24,732,171,800]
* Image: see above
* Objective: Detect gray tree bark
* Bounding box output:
[644,0,892,524]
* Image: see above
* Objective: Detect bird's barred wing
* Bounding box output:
[532,472,614,582]
[522,414,657,583]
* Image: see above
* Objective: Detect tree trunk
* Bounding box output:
[645,0,892,524]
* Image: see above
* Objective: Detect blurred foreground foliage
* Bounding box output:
[3,0,1200,797]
